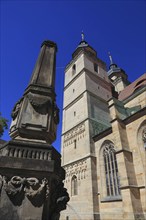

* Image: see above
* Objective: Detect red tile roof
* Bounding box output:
[118,73,146,101]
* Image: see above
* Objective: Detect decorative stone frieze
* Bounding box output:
[64,158,87,182]
[63,122,85,146]
[5,146,51,161]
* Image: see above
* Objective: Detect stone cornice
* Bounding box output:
[64,68,84,90]
[64,67,110,91]
[62,154,96,168]
[120,185,145,190]
[65,50,106,72]
[63,89,108,111]
[115,148,132,154]
[62,118,88,136]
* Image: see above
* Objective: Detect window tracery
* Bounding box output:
[102,142,121,198]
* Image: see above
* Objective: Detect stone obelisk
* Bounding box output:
[0,40,69,220]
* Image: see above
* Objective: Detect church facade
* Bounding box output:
[60,36,146,220]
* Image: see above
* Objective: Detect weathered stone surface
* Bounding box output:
[0,40,69,220]
[0,140,69,220]
[10,40,59,144]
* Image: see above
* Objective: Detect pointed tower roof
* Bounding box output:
[107,52,130,93]
[108,52,118,69]
[108,52,128,80]
[72,32,97,58]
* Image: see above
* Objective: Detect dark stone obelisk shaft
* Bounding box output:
[29,41,57,88]
[9,40,59,144]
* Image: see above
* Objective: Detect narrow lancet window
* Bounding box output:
[71,175,78,196]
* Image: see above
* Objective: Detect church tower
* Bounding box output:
[61,34,112,220]
[108,52,130,93]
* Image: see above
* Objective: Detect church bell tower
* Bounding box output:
[60,33,112,220]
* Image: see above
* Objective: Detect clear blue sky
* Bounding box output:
[0,0,146,152]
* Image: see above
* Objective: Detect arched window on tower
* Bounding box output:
[72,64,76,75]
[94,63,98,73]
[103,143,121,197]
[71,175,78,196]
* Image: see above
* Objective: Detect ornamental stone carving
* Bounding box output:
[27,93,50,108]
[64,158,87,182]
[1,175,49,206]
[63,123,85,147]
[4,176,25,196]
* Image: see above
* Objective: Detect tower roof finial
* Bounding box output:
[108,52,114,65]
[81,31,85,41]
[108,52,118,70]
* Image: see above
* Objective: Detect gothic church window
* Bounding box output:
[103,143,121,197]
[71,175,78,196]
